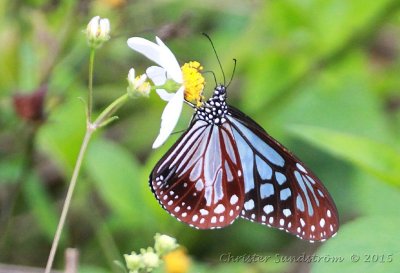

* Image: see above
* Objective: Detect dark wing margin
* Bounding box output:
[149,119,245,229]
[226,106,339,242]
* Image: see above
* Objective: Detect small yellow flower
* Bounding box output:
[181,61,205,107]
[163,248,190,273]
[127,68,151,98]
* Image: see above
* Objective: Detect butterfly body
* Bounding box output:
[195,85,228,126]
[150,85,339,242]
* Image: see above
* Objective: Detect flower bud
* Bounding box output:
[140,248,160,271]
[86,16,110,48]
[154,233,178,256]
[127,68,151,98]
[124,252,143,272]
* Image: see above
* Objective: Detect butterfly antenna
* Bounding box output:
[227,58,237,87]
[203,70,218,86]
[202,33,226,85]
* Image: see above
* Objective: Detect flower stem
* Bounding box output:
[94,93,129,127]
[44,92,130,273]
[45,41,130,272]
[88,49,95,122]
[45,129,93,273]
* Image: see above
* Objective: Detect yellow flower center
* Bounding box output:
[137,80,150,95]
[181,61,205,107]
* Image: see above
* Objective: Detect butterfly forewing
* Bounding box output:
[226,107,339,241]
[150,119,245,229]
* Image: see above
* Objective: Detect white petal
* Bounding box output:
[99,18,110,37]
[152,87,184,149]
[87,16,100,36]
[134,74,148,89]
[146,66,167,86]
[156,89,175,101]
[127,37,164,67]
[127,68,135,83]
[155,37,183,83]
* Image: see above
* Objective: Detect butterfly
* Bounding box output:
[149,84,339,242]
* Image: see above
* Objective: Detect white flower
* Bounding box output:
[86,16,110,47]
[154,233,178,256]
[140,248,160,270]
[127,36,185,149]
[124,252,143,272]
[127,68,151,97]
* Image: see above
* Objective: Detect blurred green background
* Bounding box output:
[1,0,400,272]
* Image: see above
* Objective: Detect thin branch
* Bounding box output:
[44,130,93,273]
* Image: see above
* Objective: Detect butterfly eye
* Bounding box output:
[150,85,338,242]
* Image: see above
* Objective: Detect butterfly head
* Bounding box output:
[213,84,227,98]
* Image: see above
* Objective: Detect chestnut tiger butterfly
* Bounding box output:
[149,37,338,242]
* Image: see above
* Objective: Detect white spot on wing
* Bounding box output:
[260,183,274,199]
[230,195,238,205]
[195,180,204,191]
[263,205,274,214]
[200,209,209,216]
[214,204,225,214]
[280,188,291,201]
[275,172,286,185]
[296,163,307,173]
[244,199,255,210]
[283,209,291,217]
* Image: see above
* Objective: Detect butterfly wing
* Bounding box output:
[226,106,339,242]
[150,119,245,229]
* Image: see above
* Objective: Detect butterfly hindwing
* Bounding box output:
[226,106,339,241]
[150,119,245,229]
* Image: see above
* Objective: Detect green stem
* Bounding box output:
[88,49,95,122]
[45,129,93,273]
[93,93,129,127]
[44,93,130,273]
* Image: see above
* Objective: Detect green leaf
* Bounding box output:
[312,216,400,273]
[351,171,400,217]
[85,138,143,224]
[37,96,86,175]
[22,173,59,241]
[78,265,111,273]
[289,125,400,187]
